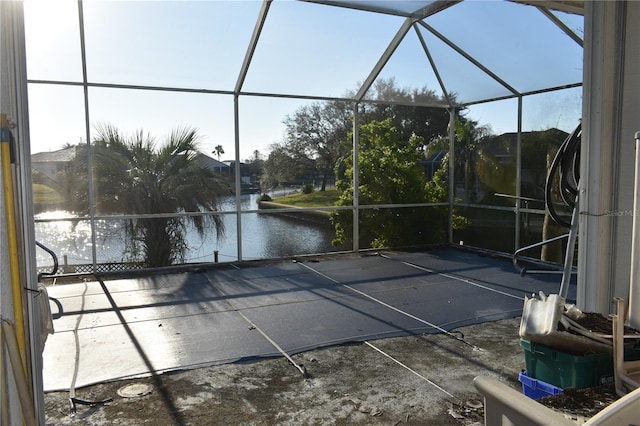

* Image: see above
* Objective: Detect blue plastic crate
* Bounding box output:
[518,371,564,400]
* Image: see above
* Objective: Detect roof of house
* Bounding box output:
[195,152,229,170]
[31,146,77,163]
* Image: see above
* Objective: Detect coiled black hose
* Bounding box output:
[545,123,581,228]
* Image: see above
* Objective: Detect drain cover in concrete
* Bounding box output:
[117,383,153,398]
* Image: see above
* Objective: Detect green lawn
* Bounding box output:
[33,183,63,203]
[271,189,341,207]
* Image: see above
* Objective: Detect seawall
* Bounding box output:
[257,201,332,224]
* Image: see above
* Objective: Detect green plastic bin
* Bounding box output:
[520,339,613,389]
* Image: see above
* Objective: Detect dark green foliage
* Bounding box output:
[260,142,317,190]
[258,193,272,202]
[357,78,450,146]
[68,124,226,267]
[301,183,314,194]
[331,119,454,248]
[264,79,451,193]
[280,100,352,191]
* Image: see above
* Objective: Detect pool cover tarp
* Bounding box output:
[42,249,574,391]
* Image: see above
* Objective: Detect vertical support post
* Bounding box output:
[2,1,45,421]
[629,133,640,330]
[515,96,523,251]
[352,103,360,252]
[232,0,271,262]
[578,0,628,313]
[77,1,97,273]
[234,95,243,261]
[560,197,580,299]
[612,298,625,395]
[448,108,455,244]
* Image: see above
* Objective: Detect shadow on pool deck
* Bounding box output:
[41,248,575,425]
[44,317,525,426]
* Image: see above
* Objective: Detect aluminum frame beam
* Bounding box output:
[418,21,521,98]
[299,0,460,19]
[235,0,272,94]
[414,25,453,107]
[508,0,584,16]
[537,6,583,47]
[355,17,414,102]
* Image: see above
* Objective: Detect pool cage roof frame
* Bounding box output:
[230,0,585,255]
[24,0,585,262]
[233,0,584,108]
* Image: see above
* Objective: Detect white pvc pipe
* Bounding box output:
[628,132,640,329]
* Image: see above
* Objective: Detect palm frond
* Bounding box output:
[86,123,226,265]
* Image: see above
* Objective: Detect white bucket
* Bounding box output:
[519,293,565,337]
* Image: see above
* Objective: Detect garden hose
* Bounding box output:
[545,123,581,228]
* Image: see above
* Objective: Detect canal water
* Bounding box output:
[34,193,341,269]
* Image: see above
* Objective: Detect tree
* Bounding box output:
[282,100,352,191]
[520,129,569,202]
[331,119,452,248]
[357,78,450,146]
[244,149,265,184]
[453,116,493,203]
[69,124,227,267]
[249,150,262,162]
[276,79,450,193]
[261,142,316,190]
[213,144,225,160]
[520,128,570,262]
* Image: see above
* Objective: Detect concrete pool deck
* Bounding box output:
[41,248,577,425]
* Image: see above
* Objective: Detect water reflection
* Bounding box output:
[244,213,338,260]
[34,194,341,268]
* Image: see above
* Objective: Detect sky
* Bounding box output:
[22,0,584,160]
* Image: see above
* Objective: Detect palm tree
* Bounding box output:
[87,124,226,267]
[453,116,492,203]
[213,144,224,161]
